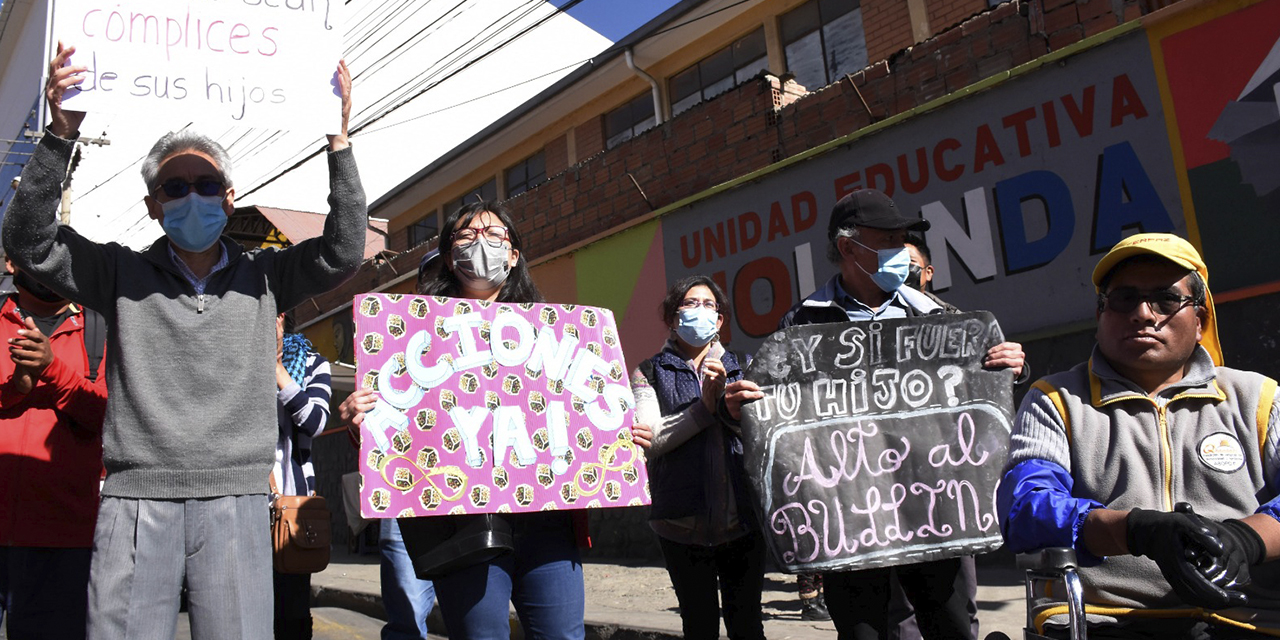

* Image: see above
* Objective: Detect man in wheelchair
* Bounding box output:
[998,233,1279,639]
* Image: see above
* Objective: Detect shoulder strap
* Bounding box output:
[1032,378,1073,445]
[638,356,656,384]
[1257,376,1277,463]
[80,307,106,382]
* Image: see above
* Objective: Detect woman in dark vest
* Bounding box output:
[630,275,766,640]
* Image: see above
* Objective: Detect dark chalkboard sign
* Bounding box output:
[740,312,1014,574]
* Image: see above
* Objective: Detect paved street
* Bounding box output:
[0,555,1028,639]
[312,550,1029,640]
[0,608,393,640]
[173,608,391,640]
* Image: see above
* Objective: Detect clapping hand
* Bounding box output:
[9,317,54,395]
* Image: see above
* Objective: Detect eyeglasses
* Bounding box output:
[679,298,719,311]
[154,178,225,199]
[1098,289,1199,316]
[452,225,509,246]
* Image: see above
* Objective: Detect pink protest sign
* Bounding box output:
[354,293,650,518]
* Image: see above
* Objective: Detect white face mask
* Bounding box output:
[675,306,719,347]
[451,240,512,290]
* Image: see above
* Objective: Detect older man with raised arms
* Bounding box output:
[2,44,366,639]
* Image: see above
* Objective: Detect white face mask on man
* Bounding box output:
[451,240,512,290]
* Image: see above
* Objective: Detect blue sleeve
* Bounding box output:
[1260,497,1280,523]
[998,458,1107,566]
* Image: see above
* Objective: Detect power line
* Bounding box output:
[355,1,543,129]
[238,0,586,199]
[359,56,590,135]
[103,0,757,229]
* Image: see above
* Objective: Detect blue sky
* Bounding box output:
[552,0,683,41]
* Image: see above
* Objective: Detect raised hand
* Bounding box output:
[327,59,352,151]
[45,42,87,139]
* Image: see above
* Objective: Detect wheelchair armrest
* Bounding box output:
[1016,548,1087,640]
[1016,547,1078,573]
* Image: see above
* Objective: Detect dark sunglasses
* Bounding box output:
[154,178,225,199]
[1098,289,1198,316]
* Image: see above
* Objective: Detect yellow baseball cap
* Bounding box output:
[1091,233,1221,365]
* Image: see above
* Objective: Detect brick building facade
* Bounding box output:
[305,0,1198,557]
[297,0,1164,335]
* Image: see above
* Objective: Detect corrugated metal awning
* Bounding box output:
[228,205,388,261]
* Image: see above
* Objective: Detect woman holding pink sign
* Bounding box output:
[630,276,767,640]
[341,201,586,640]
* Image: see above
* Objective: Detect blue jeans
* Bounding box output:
[432,526,585,640]
[0,546,92,639]
[381,519,437,640]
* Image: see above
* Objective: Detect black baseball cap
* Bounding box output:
[827,189,930,238]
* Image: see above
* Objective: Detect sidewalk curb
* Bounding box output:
[582,622,681,640]
[311,584,386,624]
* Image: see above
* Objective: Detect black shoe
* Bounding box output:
[800,596,831,621]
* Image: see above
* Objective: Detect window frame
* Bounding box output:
[668,27,769,117]
[604,93,657,149]
[780,0,865,89]
[406,213,439,250]
[504,150,547,199]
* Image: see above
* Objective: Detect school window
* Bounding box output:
[669,28,770,116]
[781,0,868,91]
[505,151,547,198]
[604,93,657,149]
[406,213,439,250]
[446,178,498,216]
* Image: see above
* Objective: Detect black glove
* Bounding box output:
[1126,505,1247,609]
[1188,509,1265,592]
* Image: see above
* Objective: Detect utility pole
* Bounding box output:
[17,130,107,226]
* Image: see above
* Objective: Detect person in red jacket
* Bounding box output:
[0,259,107,639]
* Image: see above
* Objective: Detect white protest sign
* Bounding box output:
[49,0,342,132]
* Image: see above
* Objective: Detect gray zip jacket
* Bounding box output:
[1007,346,1280,620]
[2,132,366,499]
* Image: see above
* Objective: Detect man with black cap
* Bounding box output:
[999,233,1279,638]
[729,189,1025,639]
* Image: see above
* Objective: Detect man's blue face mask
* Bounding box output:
[848,235,911,292]
[161,193,228,252]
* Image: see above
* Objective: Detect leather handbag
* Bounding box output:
[269,475,332,574]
